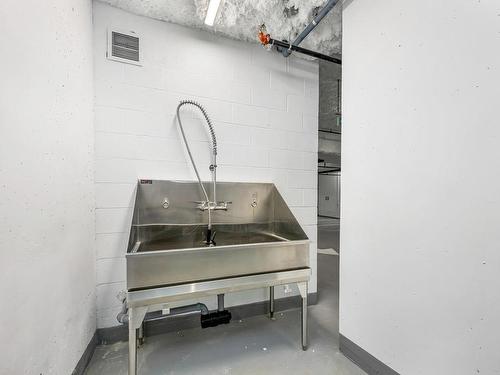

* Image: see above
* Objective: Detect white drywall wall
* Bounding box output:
[0,0,95,373]
[341,1,500,374]
[93,2,319,328]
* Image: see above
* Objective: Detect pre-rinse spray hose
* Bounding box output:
[176,100,217,230]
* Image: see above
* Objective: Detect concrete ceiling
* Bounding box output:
[100,0,342,56]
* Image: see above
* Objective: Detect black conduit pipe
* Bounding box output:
[269,38,341,64]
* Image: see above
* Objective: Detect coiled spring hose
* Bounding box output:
[176,100,218,231]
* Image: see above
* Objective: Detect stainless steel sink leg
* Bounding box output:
[138,322,145,346]
[269,286,275,320]
[128,314,137,375]
[298,282,308,351]
[128,306,148,375]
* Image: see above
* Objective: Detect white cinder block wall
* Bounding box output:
[341,1,500,374]
[0,0,95,373]
[93,2,319,328]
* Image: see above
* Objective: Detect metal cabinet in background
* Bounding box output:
[318,172,340,219]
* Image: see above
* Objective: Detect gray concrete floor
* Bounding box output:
[318,217,340,251]
[85,253,363,375]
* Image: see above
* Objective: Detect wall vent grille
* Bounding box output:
[107,30,141,65]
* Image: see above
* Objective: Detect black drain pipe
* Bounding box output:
[201,294,232,328]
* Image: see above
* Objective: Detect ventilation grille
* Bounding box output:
[108,30,140,64]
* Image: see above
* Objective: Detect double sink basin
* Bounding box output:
[126,180,310,291]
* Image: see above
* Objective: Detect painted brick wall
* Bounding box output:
[93,1,318,328]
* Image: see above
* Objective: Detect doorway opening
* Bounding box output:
[317,59,342,341]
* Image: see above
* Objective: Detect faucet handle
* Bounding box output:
[193,200,209,210]
[215,201,232,210]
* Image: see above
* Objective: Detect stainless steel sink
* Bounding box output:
[126,180,310,291]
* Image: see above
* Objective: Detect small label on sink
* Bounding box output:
[140,179,152,184]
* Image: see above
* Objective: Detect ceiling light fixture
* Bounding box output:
[204,0,222,26]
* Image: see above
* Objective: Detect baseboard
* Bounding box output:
[72,331,98,375]
[97,292,317,345]
[339,334,399,375]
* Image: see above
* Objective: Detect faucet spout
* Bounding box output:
[206,228,216,246]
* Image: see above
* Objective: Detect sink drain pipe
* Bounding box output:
[199,294,231,328]
[117,294,231,329]
[117,301,209,325]
[217,294,224,312]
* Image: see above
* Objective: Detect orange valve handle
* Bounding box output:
[258,31,271,45]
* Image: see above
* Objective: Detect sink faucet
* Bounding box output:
[176,100,231,246]
[196,200,232,211]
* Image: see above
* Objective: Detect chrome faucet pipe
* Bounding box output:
[210,156,217,207]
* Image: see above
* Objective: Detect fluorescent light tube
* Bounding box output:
[204,0,222,26]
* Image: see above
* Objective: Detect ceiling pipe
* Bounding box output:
[262,36,341,64]
[282,0,340,58]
